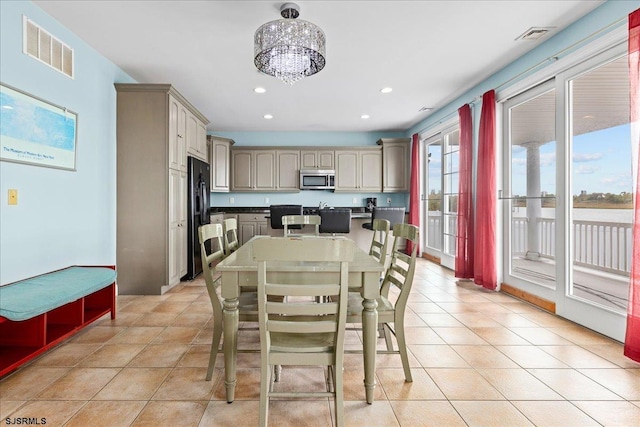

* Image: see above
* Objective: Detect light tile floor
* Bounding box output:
[1,259,639,426]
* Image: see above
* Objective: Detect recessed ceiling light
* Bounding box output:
[361,114,370,119]
[263,114,273,119]
[380,87,393,94]
[1,105,13,110]
[254,87,266,94]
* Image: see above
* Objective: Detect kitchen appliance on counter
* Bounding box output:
[185,156,210,280]
[299,169,335,190]
[366,197,377,212]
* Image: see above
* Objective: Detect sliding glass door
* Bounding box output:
[557,49,631,340]
[423,125,459,269]
[502,41,631,340]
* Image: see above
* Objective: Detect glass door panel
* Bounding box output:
[442,128,459,268]
[567,55,631,314]
[426,137,442,252]
[503,81,557,299]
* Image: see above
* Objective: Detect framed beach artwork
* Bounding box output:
[0,83,78,171]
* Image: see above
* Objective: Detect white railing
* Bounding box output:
[510,218,632,276]
[429,215,633,276]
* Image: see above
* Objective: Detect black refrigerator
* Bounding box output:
[184,156,210,280]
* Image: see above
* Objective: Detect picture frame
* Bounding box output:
[0,82,78,171]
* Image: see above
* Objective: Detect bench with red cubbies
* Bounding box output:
[0,266,117,377]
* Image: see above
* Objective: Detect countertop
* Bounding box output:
[209,206,373,219]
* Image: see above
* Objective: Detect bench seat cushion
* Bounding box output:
[0,267,117,321]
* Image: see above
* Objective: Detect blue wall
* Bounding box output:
[0,1,134,284]
[210,131,409,209]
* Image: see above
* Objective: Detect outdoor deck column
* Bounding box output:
[522,141,542,260]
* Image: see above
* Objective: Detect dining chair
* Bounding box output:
[368,218,391,267]
[198,223,259,381]
[222,218,239,257]
[282,214,321,236]
[319,208,351,235]
[346,223,419,382]
[252,237,354,427]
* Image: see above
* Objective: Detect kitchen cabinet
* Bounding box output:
[237,213,268,245]
[378,138,410,192]
[115,83,209,295]
[186,111,208,162]
[300,149,334,169]
[231,149,276,191]
[335,148,382,192]
[168,95,187,172]
[276,150,300,191]
[209,136,234,192]
[169,168,187,285]
[210,213,224,226]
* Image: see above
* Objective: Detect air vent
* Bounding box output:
[23,16,74,78]
[515,27,554,41]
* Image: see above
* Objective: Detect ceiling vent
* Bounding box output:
[515,27,554,41]
[22,16,74,78]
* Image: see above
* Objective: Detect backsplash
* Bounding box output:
[210,191,408,209]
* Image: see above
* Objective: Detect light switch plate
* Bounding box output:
[229,197,235,204]
[8,189,17,205]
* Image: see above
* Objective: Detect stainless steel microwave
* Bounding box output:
[299,169,335,190]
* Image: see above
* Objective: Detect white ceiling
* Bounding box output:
[34,0,605,133]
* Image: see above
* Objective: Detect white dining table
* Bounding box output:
[215,235,384,404]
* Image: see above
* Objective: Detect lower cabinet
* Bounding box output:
[236,213,268,245]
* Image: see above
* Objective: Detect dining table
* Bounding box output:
[215,235,385,404]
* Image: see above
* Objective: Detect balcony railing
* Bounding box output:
[427,214,632,277]
[511,217,632,276]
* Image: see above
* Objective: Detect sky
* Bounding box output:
[511,123,632,196]
[426,123,633,198]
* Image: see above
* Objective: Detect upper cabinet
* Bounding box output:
[300,149,334,169]
[186,110,208,162]
[276,150,300,191]
[378,138,410,192]
[231,149,276,191]
[226,142,407,193]
[209,136,234,192]
[334,148,382,192]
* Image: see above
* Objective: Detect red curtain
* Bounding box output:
[625,8,640,363]
[455,104,474,278]
[406,133,420,255]
[473,90,497,290]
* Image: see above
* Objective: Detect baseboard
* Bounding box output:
[500,283,556,313]
[422,253,440,264]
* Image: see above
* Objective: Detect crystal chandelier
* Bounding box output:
[254,3,326,85]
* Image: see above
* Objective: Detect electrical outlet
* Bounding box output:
[229,197,235,204]
[352,197,358,204]
[8,189,17,205]
[264,197,269,204]
[387,197,392,205]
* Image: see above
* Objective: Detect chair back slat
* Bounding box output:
[369,219,391,266]
[266,300,338,316]
[222,218,239,256]
[282,215,321,236]
[268,320,338,334]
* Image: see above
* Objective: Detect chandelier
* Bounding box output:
[254,3,326,85]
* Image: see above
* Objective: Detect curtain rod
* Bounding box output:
[416,13,627,136]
